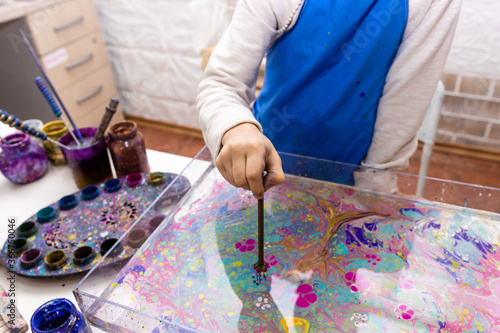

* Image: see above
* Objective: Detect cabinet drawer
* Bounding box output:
[43,32,109,89]
[73,103,125,129]
[59,64,118,123]
[28,0,100,55]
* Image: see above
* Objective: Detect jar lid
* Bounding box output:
[41,120,68,138]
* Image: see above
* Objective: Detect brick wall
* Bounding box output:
[439,0,500,151]
[437,72,500,150]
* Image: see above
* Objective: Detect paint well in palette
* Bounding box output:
[99,174,500,332]
[0,172,190,278]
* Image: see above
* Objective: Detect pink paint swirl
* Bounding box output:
[235,238,256,252]
[295,283,318,308]
[395,304,415,320]
[345,271,371,293]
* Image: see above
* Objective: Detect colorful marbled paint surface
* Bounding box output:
[102,173,500,332]
[0,173,190,278]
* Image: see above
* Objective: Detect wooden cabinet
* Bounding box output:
[0,0,123,128]
[42,32,110,89]
[27,0,101,55]
[33,0,123,127]
[58,64,118,127]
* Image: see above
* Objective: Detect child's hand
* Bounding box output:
[217,123,285,199]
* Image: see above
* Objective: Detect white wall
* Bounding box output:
[445,0,500,76]
[93,0,234,129]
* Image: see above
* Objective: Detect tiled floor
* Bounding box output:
[139,124,500,191]
[138,124,206,158]
[403,147,500,189]
[401,148,500,211]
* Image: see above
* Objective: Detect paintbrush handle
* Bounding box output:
[0,109,47,140]
[92,98,119,144]
[35,77,62,117]
[20,30,83,143]
[47,137,71,150]
[0,110,71,150]
[35,77,80,144]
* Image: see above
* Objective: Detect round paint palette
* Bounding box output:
[1,172,190,278]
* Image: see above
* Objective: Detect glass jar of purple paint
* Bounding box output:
[59,127,112,189]
[31,298,91,333]
[0,133,48,184]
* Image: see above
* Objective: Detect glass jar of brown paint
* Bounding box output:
[106,121,150,177]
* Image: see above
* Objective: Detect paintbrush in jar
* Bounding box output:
[35,77,80,145]
[92,98,119,144]
[19,29,83,144]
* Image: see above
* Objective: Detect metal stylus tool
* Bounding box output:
[254,193,268,273]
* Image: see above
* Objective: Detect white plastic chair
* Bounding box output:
[416,81,445,197]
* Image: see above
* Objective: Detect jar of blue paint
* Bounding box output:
[31,298,91,333]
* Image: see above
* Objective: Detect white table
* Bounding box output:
[0,145,195,332]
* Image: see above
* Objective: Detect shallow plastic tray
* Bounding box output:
[74,147,500,332]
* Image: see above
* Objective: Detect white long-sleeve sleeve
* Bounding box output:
[197,0,461,192]
[197,0,300,158]
[355,0,462,193]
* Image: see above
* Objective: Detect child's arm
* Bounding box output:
[197,0,300,197]
[355,0,462,193]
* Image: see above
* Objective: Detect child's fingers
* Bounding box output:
[232,153,251,190]
[216,152,236,186]
[246,149,266,199]
[264,147,285,191]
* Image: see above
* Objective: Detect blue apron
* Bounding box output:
[254,0,409,170]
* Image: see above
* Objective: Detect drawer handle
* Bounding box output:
[76,85,102,104]
[65,53,94,70]
[53,15,84,32]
